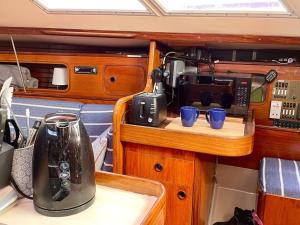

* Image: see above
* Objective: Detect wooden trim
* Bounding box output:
[41,30,137,38]
[95,171,166,225]
[112,41,161,173]
[0,53,148,101]
[120,122,254,156]
[192,155,216,225]
[144,41,161,92]
[257,191,300,225]
[3,27,300,46]
[112,95,135,173]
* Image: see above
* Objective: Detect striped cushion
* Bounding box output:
[11,97,114,142]
[79,104,114,142]
[260,157,300,198]
[101,128,113,172]
[12,97,82,136]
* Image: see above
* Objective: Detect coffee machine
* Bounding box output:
[33,113,96,217]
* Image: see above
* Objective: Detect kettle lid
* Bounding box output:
[44,113,78,127]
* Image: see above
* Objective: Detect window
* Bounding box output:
[33,0,151,14]
[153,0,290,15]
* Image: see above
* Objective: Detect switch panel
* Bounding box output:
[270,80,300,129]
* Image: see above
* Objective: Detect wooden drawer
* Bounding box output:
[125,143,195,186]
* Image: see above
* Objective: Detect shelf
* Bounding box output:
[121,116,255,157]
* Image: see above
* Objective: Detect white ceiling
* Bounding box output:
[1,0,300,37]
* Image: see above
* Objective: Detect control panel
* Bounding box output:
[270,80,300,128]
[235,78,252,107]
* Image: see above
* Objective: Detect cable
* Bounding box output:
[162,51,176,65]
[10,35,26,93]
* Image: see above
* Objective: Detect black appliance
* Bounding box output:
[33,113,96,217]
[0,108,14,190]
[178,73,252,116]
[129,92,167,127]
[0,142,14,190]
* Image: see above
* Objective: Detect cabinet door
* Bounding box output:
[164,183,193,225]
[125,143,195,225]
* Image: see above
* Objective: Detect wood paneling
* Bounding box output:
[0,53,148,101]
[125,143,195,186]
[205,62,300,169]
[4,27,300,47]
[113,41,160,174]
[221,125,300,169]
[193,155,216,225]
[200,62,300,126]
[125,143,195,225]
[103,65,146,96]
[124,143,216,225]
[258,192,300,225]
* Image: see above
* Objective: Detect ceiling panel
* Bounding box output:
[1,0,300,37]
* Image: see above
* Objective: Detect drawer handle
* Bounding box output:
[110,76,116,83]
[154,163,163,172]
[177,190,187,200]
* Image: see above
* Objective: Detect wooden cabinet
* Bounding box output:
[125,143,210,225]
[118,116,254,225]
[103,65,146,96]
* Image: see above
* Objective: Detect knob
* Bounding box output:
[110,76,116,83]
[177,190,187,200]
[154,163,163,172]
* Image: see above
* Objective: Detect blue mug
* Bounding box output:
[205,108,226,129]
[180,106,200,127]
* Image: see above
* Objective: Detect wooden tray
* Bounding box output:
[120,115,254,157]
[165,116,245,137]
[0,172,166,225]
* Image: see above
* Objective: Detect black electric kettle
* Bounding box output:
[32,113,95,217]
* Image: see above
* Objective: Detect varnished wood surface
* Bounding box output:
[258,192,300,225]
[120,117,254,157]
[221,125,300,169]
[113,41,161,174]
[165,116,245,137]
[0,53,148,101]
[192,155,216,225]
[200,62,300,126]
[96,172,166,225]
[124,143,216,225]
[4,27,300,47]
[103,65,147,96]
[125,143,195,225]
[201,62,300,168]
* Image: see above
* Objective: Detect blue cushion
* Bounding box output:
[11,97,114,142]
[80,104,114,142]
[101,128,113,172]
[260,157,300,198]
[12,97,82,136]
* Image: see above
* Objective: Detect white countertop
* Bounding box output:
[0,185,157,225]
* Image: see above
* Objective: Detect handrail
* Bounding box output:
[112,41,161,173]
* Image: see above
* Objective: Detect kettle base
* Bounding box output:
[34,195,95,217]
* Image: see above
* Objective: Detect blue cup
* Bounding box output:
[180,106,200,127]
[205,108,226,129]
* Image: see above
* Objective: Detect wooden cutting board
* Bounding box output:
[165,116,245,137]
